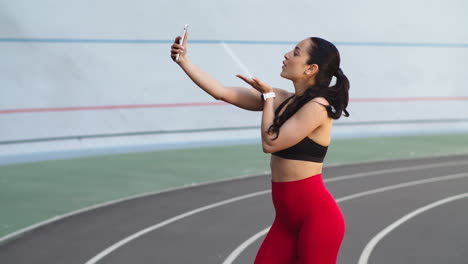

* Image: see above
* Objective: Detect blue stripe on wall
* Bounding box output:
[1,38,468,48]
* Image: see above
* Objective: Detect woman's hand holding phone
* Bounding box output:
[171,24,189,64]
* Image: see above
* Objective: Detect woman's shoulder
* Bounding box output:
[301,96,331,117]
[310,96,330,106]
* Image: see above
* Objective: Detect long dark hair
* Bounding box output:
[269,37,350,138]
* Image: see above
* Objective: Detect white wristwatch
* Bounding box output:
[262,92,276,100]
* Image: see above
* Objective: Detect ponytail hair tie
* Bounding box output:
[334,68,343,77]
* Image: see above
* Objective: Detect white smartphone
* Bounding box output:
[176,24,189,61]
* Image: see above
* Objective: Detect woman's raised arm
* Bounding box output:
[171,34,288,111]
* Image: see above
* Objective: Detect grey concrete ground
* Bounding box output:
[1,154,467,264]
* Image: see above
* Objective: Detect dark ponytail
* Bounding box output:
[329,67,350,118]
[268,37,350,139]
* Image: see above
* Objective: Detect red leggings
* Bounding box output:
[254,174,345,264]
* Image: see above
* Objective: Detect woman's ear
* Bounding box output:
[305,64,319,76]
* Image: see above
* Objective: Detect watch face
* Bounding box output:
[263,93,275,100]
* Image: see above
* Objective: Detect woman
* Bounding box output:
[171,33,349,263]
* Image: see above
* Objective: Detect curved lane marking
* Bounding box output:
[84,163,468,264]
[4,160,464,245]
[358,192,468,264]
[84,190,271,264]
[0,172,265,244]
[222,226,271,264]
[222,172,468,264]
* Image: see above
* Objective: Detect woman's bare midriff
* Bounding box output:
[270,154,323,182]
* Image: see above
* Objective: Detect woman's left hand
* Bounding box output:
[236,75,273,94]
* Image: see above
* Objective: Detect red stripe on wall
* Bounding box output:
[0,102,228,114]
[1,97,467,114]
[351,96,468,102]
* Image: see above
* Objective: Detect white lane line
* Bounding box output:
[84,190,270,264]
[83,161,467,264]
[222,227,270,264]
[334,172,468,203]
[1,160,464,245]
[358,192,468,264]
[222,227,271,264]
[222,172,468,264]
[221,42,253,78]
[325,160,467,183]
[0,172,267,244]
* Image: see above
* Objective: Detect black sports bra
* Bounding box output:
[271,96,329,163]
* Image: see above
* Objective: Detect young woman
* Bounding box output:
[171,33,349,263]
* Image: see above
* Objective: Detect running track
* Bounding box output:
[1,154,468,263]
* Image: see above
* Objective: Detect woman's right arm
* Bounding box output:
[180,58,264,111]
[171,35,288,111]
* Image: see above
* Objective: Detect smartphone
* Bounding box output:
[176,24,189,61]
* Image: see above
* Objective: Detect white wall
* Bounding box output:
[1,0,467,160]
